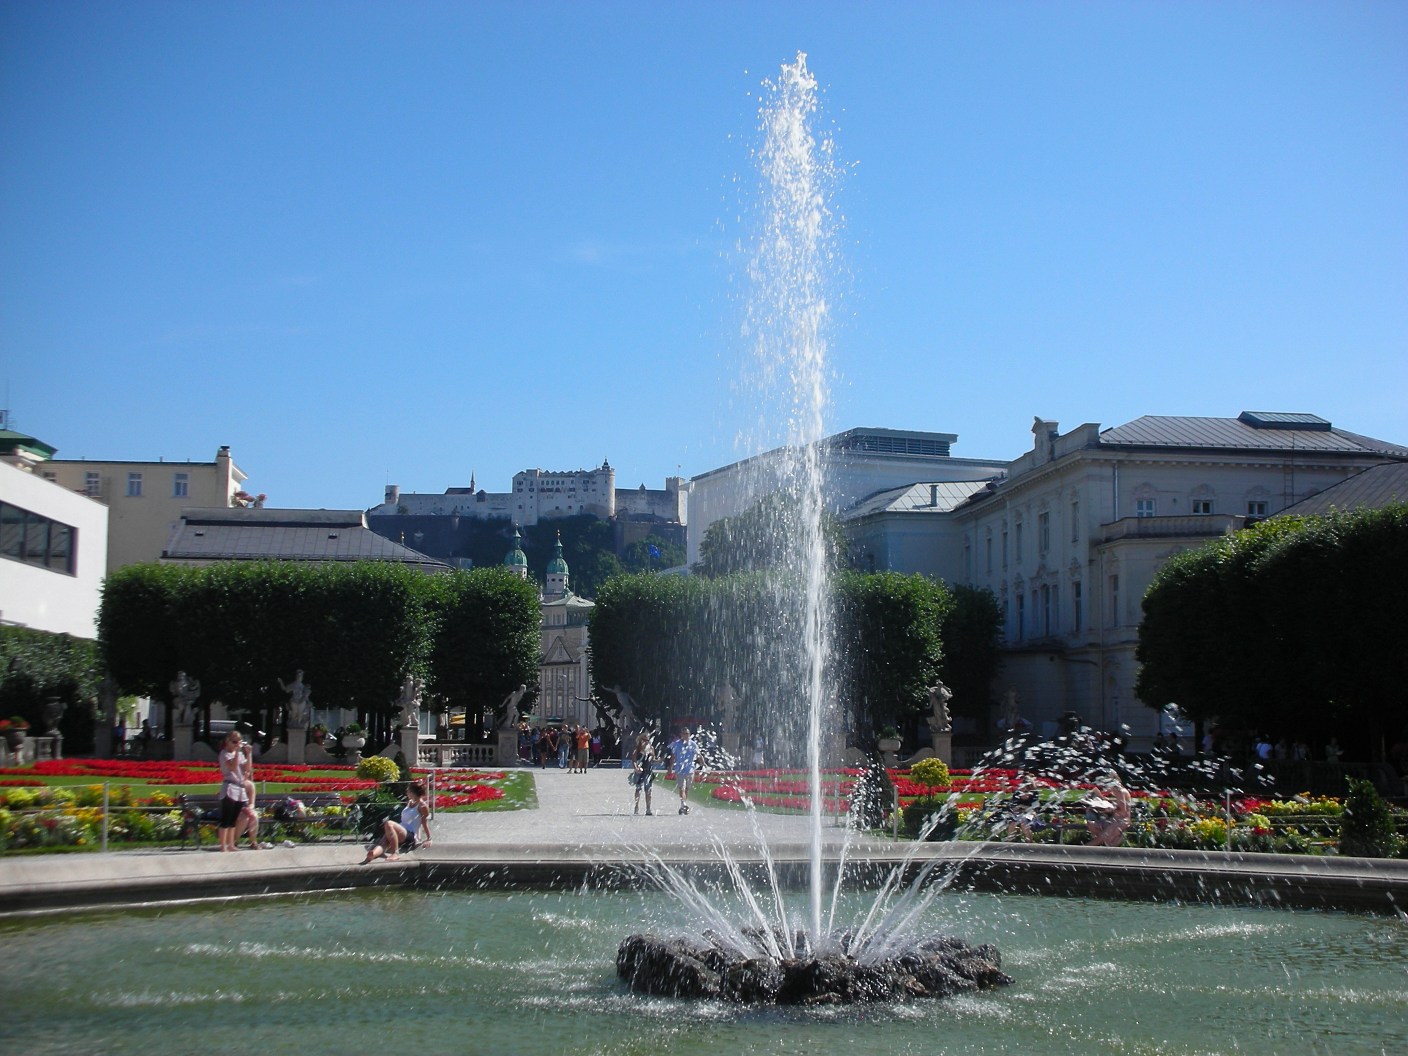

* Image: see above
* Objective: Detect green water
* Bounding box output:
[1,888,1404,1055]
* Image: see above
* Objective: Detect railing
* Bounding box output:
[417,742,497,768]
[0,736,61,767]
[1101,513,1243,542]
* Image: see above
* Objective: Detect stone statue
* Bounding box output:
[927,680,953,735]
[278,670,312,727]
[1002,686,1021,731]
[43,696,66,738]
[395,674,424,729]
[602,684,640,737]
[169,671,201,725]
[713,683,739,730]
[499,684,528,731]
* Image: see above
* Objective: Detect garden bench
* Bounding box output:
[178,792,357,848]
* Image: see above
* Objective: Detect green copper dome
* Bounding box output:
[504,526,528,568]
[546,532,569,575]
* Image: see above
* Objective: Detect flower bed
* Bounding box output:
[699,767,1365,855]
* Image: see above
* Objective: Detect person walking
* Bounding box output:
[670,727,698,815]
[216,730,259,853]
[631,734,656,816]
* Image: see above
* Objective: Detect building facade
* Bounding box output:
[686,427,1009,567]
[950,413,1408,745]
[38,445,251,570]
[375,461,687,528]
[0,455,108,638]
[503,529,594,728]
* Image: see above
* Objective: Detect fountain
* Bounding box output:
[613,53,1012,1005]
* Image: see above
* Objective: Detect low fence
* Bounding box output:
[417,742,497,768]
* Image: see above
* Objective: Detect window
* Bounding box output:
[1038,511,1050,554]
[985,536,992,573]
[1015,593,1025,640]
[1192,499,1213,515]
[173,472,189,498]
[1247,500,1268,517]
[1109,574,1120,627]
[1002,529,1009,570]
[1040,585,1051,636]
[1014,521,1023,565]
[0,501,77,575]
[1071,500,1079,542]
[126,472,143,497]
[84,472,101,497]
[1072,581,1083,633]
[1135,498,1156,518]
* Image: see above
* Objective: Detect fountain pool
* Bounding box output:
[3,887,1404,1055]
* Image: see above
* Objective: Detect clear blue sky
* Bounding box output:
[3,2,1404,510]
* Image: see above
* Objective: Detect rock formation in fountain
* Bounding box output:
[617,932,1012,1005]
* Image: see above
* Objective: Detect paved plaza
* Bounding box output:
[1,765,1406,916]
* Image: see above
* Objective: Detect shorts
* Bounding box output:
[218,794,246,829]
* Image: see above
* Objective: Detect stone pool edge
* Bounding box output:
[2,841,1405,918]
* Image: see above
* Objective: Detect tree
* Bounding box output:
[426,567,542,728]
[622,535,685,573]
[938,584,1003,727]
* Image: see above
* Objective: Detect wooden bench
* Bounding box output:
[178,792,358,848]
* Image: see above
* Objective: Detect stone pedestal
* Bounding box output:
[497,729,519,767]
[286,726,307,765]
[721,731,741,762]
[173,723,195,761]
[932,731,953,766]
[877,737,902,770]
[399,725,421,766]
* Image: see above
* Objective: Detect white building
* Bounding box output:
[375,460,687,528]
[0,435,108,638]
[502,528,594,728]
[951,412,1408,745]
[687,427,1008,567]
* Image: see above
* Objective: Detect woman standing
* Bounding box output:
[217,730,259,852]
[361,781,432,863]
[632,733,656,816]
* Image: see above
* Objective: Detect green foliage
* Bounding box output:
[355,756,401,784]
[831,571,950,732]
[621,534,685,573]
[938,585,1003,723]
[425,567,541,722]
[908,757,951,789]
[0,626,102,752]
[901,795,956,841]
[100,561,539,738]
[588,570,956,752]
[1339,778,1402,859]
[1137,503,1408,752]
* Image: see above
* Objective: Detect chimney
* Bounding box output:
[386,484,401,506]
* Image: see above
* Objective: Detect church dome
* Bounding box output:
[546,532,569,575]
[504,526,528,569]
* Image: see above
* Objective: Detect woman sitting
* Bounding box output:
[361,782,432,863]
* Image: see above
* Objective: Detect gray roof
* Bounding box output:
[1279,463,1408,518]
[163,508,449,570]
[1100,414,1408,458]
[841,480,993,521]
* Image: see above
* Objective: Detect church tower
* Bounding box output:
[545,530,570,598]
[503,525,528,580]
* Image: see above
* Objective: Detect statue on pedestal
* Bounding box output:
[279,670,312,727]
[602,684,640,738]
[926,680,953,736]
[395,674,424,729]
[169,671,201,725]
[498,684,528,731]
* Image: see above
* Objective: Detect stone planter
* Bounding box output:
[876,737,901,754]
[3,729,26,752]
[341,734,366,750]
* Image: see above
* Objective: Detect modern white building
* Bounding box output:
[686,427,1009,568]
[0,445,108,638]
[950,412,1408,745]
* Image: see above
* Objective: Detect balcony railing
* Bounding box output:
[1101,514,1245,542]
